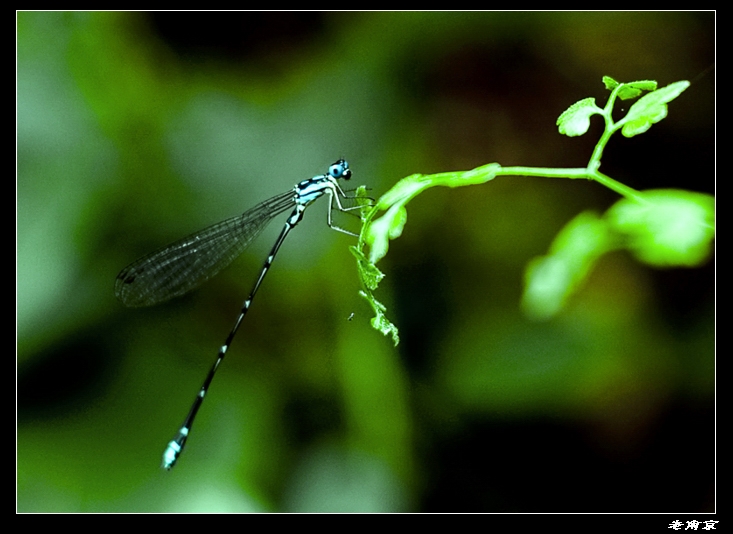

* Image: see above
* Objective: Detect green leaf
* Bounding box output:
[522,211,612,319]
[437,163,501,187]
[556,97,602,137]
[603,76,657,99]
[620,81,690,138]
[603,76,619,91]
[359,290,400,346]
[365,203,407,264]
[354,184,373,219]
[376,174,430,210]
[606,189,715,267]
[350,245,384,291]
[616,80,658,100]
[371,307,400,346]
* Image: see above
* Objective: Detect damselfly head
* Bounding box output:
[329,160,351,181]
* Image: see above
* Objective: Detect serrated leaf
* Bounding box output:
[617,80,658,101]
[621,81,690,138]
[359,290,400,346]
[626,80,658,92]
[556,97,601,137]
[371,312,400,346]
[351,246,384,291]
[603,76,619,90]
[617,86,643,100]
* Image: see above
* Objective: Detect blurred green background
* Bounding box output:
[17,12,714,512]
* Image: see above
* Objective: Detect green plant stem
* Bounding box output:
[590,170,648,203]
[498,166,588,179]
[496,166,647,202]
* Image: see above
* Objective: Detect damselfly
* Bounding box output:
[115,160,363,469]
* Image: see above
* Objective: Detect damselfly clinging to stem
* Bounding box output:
[115,160,364,470]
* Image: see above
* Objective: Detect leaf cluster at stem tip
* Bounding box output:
[352,76,712,345]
